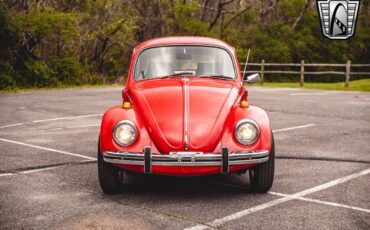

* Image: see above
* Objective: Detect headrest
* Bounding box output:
[146,62,175,78]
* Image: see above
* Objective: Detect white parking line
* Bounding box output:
[0,173,14,177]
[0,160,97,177]
[0,114,102,129]
[269,192,370,213]
[249,87,297,92]
[289,92,337,96]
[0,124,101,136]
[184,167,370,230]
[45,124,100,131]
[0,123,26,129]
[0,137,96,161]
[0,166,61,177]
[273,124,316,133]
[32,114,102,123]
[65,124,100,129]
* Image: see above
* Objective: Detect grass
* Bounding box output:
[251,79,370,92]
[0,84,123,94]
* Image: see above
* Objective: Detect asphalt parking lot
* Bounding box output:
[0,86,369,229]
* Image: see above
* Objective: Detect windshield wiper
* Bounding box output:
[199,75,233,80]
[167,72,194,77]
[156,72,194,79]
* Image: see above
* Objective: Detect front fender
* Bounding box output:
[100,105,153,155]
[221,104,272,152]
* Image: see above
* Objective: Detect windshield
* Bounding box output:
[134,46,236,80]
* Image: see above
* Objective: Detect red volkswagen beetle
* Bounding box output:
[98,36,274,194]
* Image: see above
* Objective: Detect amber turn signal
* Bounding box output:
[240,100,248,108]
[122,102,131,109]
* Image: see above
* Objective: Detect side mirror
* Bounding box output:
[244,73,260,84]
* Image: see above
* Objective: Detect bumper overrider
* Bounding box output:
[103,147,269,174]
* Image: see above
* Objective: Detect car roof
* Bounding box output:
[134,36,235,53]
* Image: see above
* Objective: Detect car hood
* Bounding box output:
[130,78,239,154]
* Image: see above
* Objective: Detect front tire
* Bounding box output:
[249,133,275,193]
[98,137,121,194]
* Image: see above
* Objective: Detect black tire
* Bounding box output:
[249,133,275,193]
[98,137,121,194]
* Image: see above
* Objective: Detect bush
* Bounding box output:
[23,60,58,88]
[0,74,16,90]
[0,61,16,90]
[52,58,89,85]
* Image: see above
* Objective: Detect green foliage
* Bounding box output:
[52,58,88,85]
[171,4,213,36]
[23,60,58,88]
[0,61,16,90]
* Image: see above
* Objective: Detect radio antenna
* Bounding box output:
[242,49,251,81]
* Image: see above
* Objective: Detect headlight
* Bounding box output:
[235,119,259,145]
[113,120,137,146]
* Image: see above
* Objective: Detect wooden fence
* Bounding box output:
[242,60,370,88]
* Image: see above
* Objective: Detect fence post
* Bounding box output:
[260,59,265,85]
[300,60,305,87]
[345,60,351,88]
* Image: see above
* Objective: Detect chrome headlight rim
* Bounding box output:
[113,120,137,146]
[235,119,260,146]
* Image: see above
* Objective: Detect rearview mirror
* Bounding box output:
[176,53,192,60]
[244,73,260,84]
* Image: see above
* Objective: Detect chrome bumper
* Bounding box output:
[103,147,269,174]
